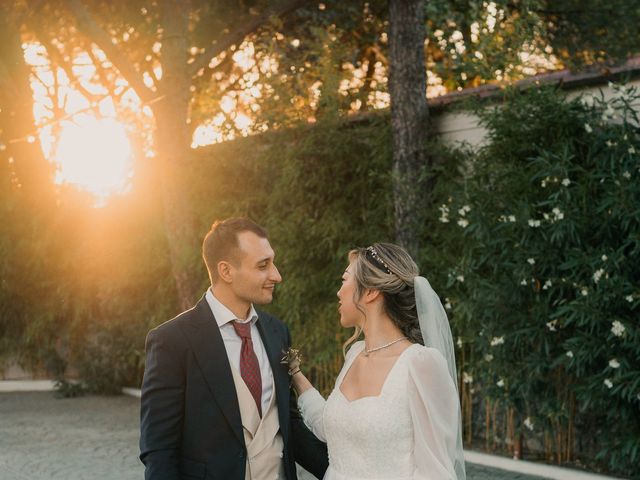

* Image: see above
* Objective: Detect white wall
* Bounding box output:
[432,78,640,149]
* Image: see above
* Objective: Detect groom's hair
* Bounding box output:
[202,218,268,282]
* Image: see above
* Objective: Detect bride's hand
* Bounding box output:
[282,347,313,395]
[281,347,302,375]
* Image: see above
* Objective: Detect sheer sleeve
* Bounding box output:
[297,388,327,442]
[407,346,460,480]
[297,341,364,443]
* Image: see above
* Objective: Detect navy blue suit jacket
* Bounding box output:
[139,295,328,480]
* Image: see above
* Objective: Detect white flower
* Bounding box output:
[601,255,608,261]
[602,105,615,119]
[552,207,564,221]
[463,372,473,384]
[592,268,605,283]
[508,215,516,222]
[524,417,534,431]
[623,171,631,179]
[456,275,465,283]
[528,219,541,227]
[543,212,550,221]
[629,146,636,155]
[611,320,625,337]
[484,354,494,362]
[444,298,452,310]
[584,123,592,133]
[527,258,535,265]
[581,288,589,296]
[562,178,571,186]
[541,179,547,188]
[457,218,469,228]
[609,359,620,369]
[625,295,634,303]
[490,336,505,347]
[566,351,574,358]
[604,378,613,389]
[520,279,528,286]
[546,320,557,332]
[606,140,615,148]
[459,205,471,215]
[496,378,505,388]
[543,280,552,290]
[457,337,463,348]
[438,204,450,223]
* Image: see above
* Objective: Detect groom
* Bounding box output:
[139,218,328,480]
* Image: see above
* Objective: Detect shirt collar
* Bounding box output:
[205,288,258,328]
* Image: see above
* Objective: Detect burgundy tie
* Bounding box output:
[232,321,263,417]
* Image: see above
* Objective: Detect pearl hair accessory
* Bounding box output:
[365,246,392,274]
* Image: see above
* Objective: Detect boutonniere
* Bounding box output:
[281,347,302,376]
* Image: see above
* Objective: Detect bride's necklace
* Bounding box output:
[364,336,407,356]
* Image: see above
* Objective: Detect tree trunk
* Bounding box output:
[388,0,428,256]
[153,0,200,310]
[0,4,53,207]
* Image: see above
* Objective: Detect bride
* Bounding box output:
[289,243,465,480]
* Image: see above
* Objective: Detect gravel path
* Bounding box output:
[0,392,548,480]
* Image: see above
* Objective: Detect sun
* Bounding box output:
[54,116,133,204]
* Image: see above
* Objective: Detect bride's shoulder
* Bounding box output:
[345,340,365,360]
[405,344,448,370]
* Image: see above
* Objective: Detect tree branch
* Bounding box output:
[83,40,122,98]
[33,28,104,108]
[188,0,311,78]
[65,0,155,104]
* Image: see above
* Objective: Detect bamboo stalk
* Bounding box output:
[505,407,513,456]
[485,399,491,451]
[492,400,499,451]
[567,393,575,463]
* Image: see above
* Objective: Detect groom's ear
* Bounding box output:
[217,261,233,284]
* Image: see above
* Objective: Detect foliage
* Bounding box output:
[54,378,86,398]
[437,85,640,476]
[2,72,638,476]
[10,0,639,145]
[189,114,396,390]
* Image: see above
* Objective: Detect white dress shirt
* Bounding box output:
[205,288,274,414]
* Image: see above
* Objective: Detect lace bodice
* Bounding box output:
[298,341,459,480]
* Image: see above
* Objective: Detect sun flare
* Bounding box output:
[54,116,132,203]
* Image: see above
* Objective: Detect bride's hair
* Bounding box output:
[343,242,423,356]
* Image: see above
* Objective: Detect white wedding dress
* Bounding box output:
[297,341,460,480]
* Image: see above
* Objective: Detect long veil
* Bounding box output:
[414,276,466,480]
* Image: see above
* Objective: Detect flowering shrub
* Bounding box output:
[438,85,639,475]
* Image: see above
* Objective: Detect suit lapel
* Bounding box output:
[180,296,244,446]
[256,312,290,444]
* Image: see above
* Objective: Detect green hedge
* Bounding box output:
[437,85,639,477]
[188,115,397,391]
